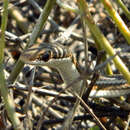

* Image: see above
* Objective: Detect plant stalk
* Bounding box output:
[0,0,23,129]
[8,0,56,84]
[76,0,130,83]
[100,0,130,44]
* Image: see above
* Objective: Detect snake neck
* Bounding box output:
[56,58,83,94]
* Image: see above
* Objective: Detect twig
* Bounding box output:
[56,0,79,13]
[36,75,82,130]
[23,67,36,130]
[11,82,75,101]
[15,90,63,119]
[74,93,107,130]
[125,113,130,130]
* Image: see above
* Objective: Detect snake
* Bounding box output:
[20,42,130,129]
[20,42,130,98]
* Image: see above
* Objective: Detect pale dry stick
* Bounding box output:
[48,16,94,43]
[14,88,63,119]
[23,67,36,130]
[125,113,130,130]
[12,82,74,100]
[0,30,31,48]
[94,47,130,73]
[74,92,107,130]
[0,29,22,42]
[52,16,80,44]
[56,0,79,13]
[24,67,36,114]
[110,98,130,111]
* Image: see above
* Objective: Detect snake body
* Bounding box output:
[20,43,130,98]
[20,42,130,129]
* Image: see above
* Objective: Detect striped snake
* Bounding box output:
[20,42,130,129]
[20,42,130,98]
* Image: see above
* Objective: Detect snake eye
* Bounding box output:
[39,51,51,62]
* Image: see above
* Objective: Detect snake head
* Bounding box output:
[20,45,53,63]
[20,43,73,67]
